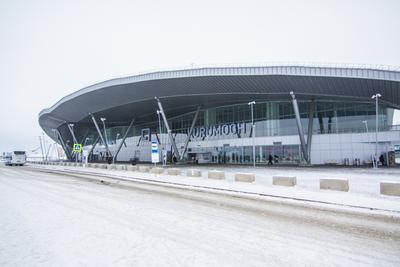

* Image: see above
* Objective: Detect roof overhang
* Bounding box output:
[39,64,400,140]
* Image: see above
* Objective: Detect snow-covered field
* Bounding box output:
[1,166,400,266]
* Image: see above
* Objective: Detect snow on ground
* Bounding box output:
[29,163,400,212]
[0,166,399,267]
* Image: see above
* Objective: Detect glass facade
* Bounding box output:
[90,100,394,164]
[169,101,388,140]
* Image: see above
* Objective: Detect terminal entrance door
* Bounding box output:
[224,147,243,164]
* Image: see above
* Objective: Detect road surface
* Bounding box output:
[0,166,399,266]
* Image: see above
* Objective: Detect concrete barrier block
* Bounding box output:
[99,164,107,169]
[77,163,83,167]
[127,165,138,171]
[116,165,126,171]
[138,166,150,172]
[380,181,400,196]
[273,176,297,186]
[208,170,225,180]
[320,178,349,192]
[187,169,202,177]
[150,167,164,174]
[107,164,116,170]
[235,173,255,183]
[167,168,181,176]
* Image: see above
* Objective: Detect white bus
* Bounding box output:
[5,151,26,166]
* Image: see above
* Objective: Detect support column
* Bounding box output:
[79,129,91,145]
[55,128,72,160]
[90,114,112,157]
[290,92,308,163]
[180,106,201,161]
[66,123,78,144]
[307,100,315,164]
[66,123,79,161]
[155,97,181,160]
[88,136,100,161]
[113,118,135,163]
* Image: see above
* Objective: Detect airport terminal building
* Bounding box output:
[39,64,400,165]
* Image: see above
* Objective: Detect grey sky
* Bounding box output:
[0,0,399,152]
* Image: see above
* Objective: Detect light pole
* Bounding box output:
[371,93,381,168]
[116,133,120,144]
[157,110,165,166]
[362,120,369,133]
[39,135,45,162]
[83,137,90,147]
[248,101,256,167]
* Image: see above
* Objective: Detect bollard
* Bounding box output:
[127,165,138,171]
[116,165,126,171]
[187,169,202,177]
[235,173,255,183]
[107,164,116,170]
[99,164,107,169]
[320,178,349,192]
[273,176,297,186]
[208,170,225,180]
[150,167,164,174]
[167,168,181,176]
[138,166,150,172]
[380,181,400,196]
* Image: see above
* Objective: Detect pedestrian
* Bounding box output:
[379,154,385,166]
[268,154,273,165]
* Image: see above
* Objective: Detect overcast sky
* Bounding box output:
[0,0,399,152]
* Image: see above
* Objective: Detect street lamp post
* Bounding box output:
[371,93,381,168]
[362,120,369,133]
[248,101,256,168]
[83,137,90,147]
[157,110,165,166]
[39,135,45,162]
[116,133,120,144]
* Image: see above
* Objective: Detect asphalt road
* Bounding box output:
[0,166,399,267]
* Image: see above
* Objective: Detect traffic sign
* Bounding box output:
[72,143,83,153]
[151,141,159,163]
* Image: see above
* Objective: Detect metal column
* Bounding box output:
[180,106,201,161]
[88,136,100,161]
[290,92,308,163]
[90,114,112,157]
[155,97,181,160]
[306,100,315,164]
[66,123,78,144]
[79,129,90,145]
[113,118,135,163]
[66,123,79,161]
[39,135,45,161]
[55,129,72,160]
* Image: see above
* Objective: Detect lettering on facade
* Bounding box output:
[191,122,248,140]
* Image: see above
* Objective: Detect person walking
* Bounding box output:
[268,154,273,165]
